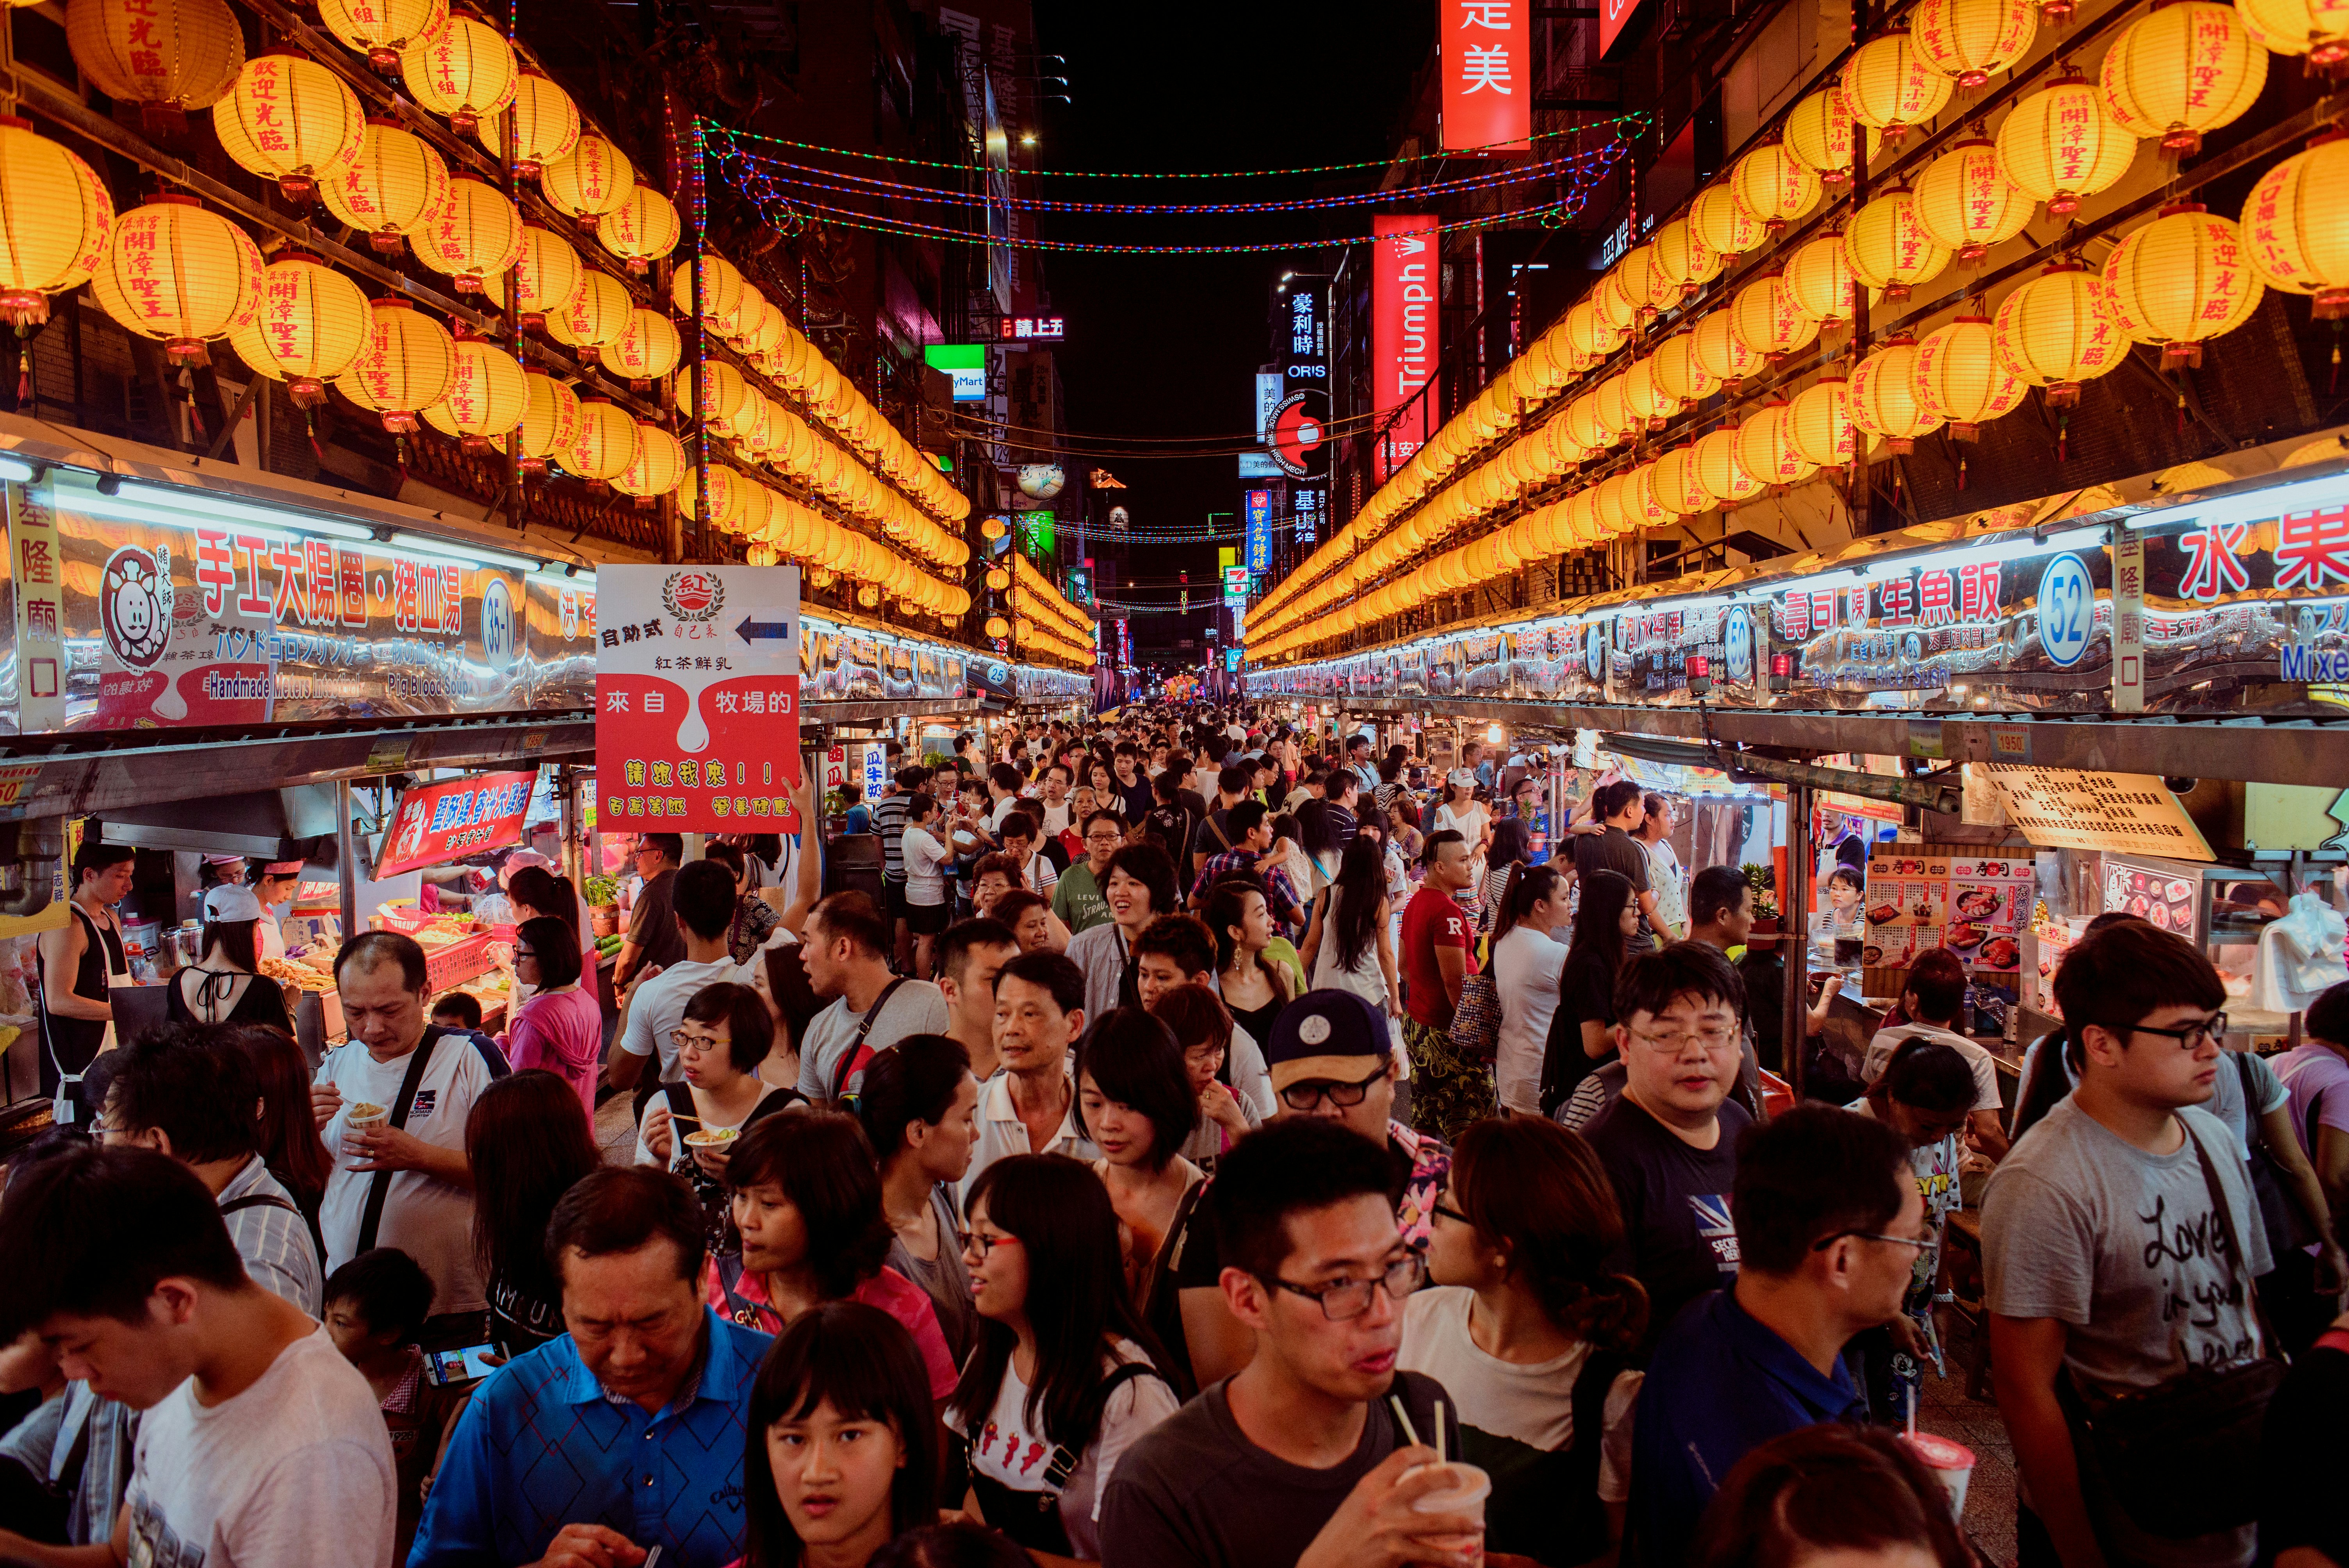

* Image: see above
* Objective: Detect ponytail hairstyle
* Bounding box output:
[1490,862,1565,946]
[1450,1116,1647,1354]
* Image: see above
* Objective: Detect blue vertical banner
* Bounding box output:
[1245,490,1273,574]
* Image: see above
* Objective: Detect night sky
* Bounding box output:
[1024,0,1433,655]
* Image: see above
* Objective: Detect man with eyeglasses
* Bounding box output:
[1630,1107,1920,1568]
[1102,1117,1472,1568]
[1052,809,1124,936]
[613,832,684,990]
[1985,919,2284,1568]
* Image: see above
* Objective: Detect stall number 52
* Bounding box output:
[2037,554,2094,669]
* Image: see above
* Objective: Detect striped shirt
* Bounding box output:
[219,1154,322,1316]
[0,1383,137,1547]
[874,793,911,879]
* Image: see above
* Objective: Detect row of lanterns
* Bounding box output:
[1010,551,1093,656]
[1251,0,2334,655]
[673,460,973,621]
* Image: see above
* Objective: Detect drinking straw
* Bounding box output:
[1389,1395,1422,1448]
[1435,1401,1448,1464]
[1905,1385,1917,1440]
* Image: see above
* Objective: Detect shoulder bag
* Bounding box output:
[831,976,911,1105]
[2235,1051,2319,1256]
[355,1029,442,1254]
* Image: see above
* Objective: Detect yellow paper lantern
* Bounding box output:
[1694,427,1767,505]
[66,0,243,130]
[410,175,522,294]
[1729,270,1820,363]
[2099,3,2266,158]
[1991,264,2129,404]
[677,358,754,433]
[563,396,638,482]
[539,133,636,226]
[2239,0,2349,62]
[1734,401,1817,487]
[1651,445,1711,515]
[1914,137,2032,263]
[1594,267,1640,334]
[1910,313,2027,438]
[545,266,630,351]
[474,68,578,178]
[1615,242,1668,321]
[215,50,364,203]
[1910,0,2037,88]
[2103,203,2265,367]
[1649,217,1722,300]
[1786,376,1858,469]
[1843,30,1953,145]
[985,615,1011,640]
[602,306,683,385]
[1784,232,1856,324]
[597,185,681,272]
[1624,355,1677,430]
[677,463,747,531]
[516,368,578,471]
[1691,305,1763,386]
[420,333,527,452]
[1651,331,1721,406]
[1563,297,1627,366]
[1844,184,1951,300]
[1994,73,2140,217]
[1848,335,1943,453]
[399,12,516,137]
[317,0,445,71]
[0,117,114,329]
[1691,181,1765,261]
[1784,87,1858,185]
[322,117,449,254]
[1593,376,1636,447]
[670,252,747,328]
[509,223,583,327]
[89,195,262,365]
[1729,141,1822,235]
[228,252,368,406]
[2239,135,2349,317]
[335,297,456,433]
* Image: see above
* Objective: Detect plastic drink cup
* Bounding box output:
[1403,1461,1490,1568]
[1901,1431,1976,1515]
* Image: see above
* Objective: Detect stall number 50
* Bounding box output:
[2037,554,2094,669]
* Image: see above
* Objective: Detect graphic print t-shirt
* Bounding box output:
[956,1342,1180,1561]
[1584,1092,1748,1352]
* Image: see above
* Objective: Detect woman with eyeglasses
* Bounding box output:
[636,981,802,1253]
[495,915,603,1128]
[954,1154,1179,1563]
[1399,1115,1647,1568]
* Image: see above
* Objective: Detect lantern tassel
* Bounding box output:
[307,413,328,468]
[1957,453,1968,490]
[2331,323,2342,396]
[2057,413,2068,463]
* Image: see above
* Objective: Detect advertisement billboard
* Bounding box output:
[1245,490,1274,573]
[1373,215,1438,481]
[376,769,541,877]
[922,344,987,402]
[1240,370,1284,479]
[1223,565,1251,605]
[1600,0,1646,55]
[1272,282,1330,481]
[1442,0,1531,153]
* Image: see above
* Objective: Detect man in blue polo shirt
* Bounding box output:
[412,1167,765,1568]
[1629,1106,1923,1568]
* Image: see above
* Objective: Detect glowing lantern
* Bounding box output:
[1784,87,1858,185]
[227,252,368,407]
[677,359,753,433]
[1615,243,1668,321]
[1787,377,1859,469]
[2099,4,2266,158]
[545,266,630,351]
[1563,298,1627,366]
[215,50,364,203]
[597,185,681,272]
[985,615,1011,640]
[1691,306,1763,387]
[1594,267,1640,334]
[322,118,449,254]
[1729,270,1820,363]
[1729,141,1822,234]
[1691,182,1765,262]
[1651,445,1711,515]
[669,251,747,327]
[2238,0,2349,63]
[613,423,684,506]
[1994,73,2139,216]
[539,134,635,227]
[1735,401,1818,487]
[516,368,579,472]
[1842,31,1953,146]
[1625,355,1677,429]
[317,0,445,71]
[677,463,747,531]
[1562,487,1604,547]
[1651,331,1720,407]
[563,396,638,482]
[1848,335,1943,453]
[1910,314,2027,438]
[335,297,456,433]
[421,333,527,453]
[2239,135,2349,319]
[1591,374,1634,443]
[1915,138,2033,264]
[2103,203,2265,367]
[1562,390,1613,452]
[411,175,522,294]
[0,118,114,329]
[1910,0,2036,88]
[603,307,681,389]
[1592,474,1632,536]
[508,223,582,329]
[399,12,516,137]
[66,0,243,133]
[1845,184,1951,300]
[1784,232,1856,324]
[474,68,577,177]
[1649,217,1722,299]
[1991,264,2128,404]
[89,196,262,365]
[1694,426,1767,505]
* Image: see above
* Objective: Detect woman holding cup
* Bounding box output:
[636,981,800,1253]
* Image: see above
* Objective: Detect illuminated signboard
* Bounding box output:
[1600,0,1646,56]
[998,316,1066,341]
[1442,0,1531,153]
[923,343,988,402]
[1373,215,1437,481]
[1066,565,1093,608]
[1241,369,1284,479]
[1273,282,1329,481]
[1223,565,1251,606]
[1245,490,1274,572]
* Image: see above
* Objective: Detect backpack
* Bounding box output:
[1447,970,1503,1063]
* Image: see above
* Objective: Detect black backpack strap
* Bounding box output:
[217,1191,299,1218]
[1568,1348,1627,1493]
[356,1030,441,1254]
[832,977,910,1101]
[2183,1121,2280,1358]
[1041,1361,1164,1494]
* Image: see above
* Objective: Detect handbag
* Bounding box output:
[1447,971,1503,1062]
[2235,1052,2319,1256]
[2066,1122,2283,1540]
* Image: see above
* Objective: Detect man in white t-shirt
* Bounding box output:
[796,893,948,1106]
[607,860,748,1098]
[1861,947,2012,1160]
[0,1145,394,1568]
[310,932,495,1322]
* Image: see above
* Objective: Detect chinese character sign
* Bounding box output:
[1245,491,1273,573]
[377,770,542,878]
[595,564,804,834]
[1443,0,1530,153]
[1373,215,1438,479]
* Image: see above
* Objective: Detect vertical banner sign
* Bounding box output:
[1442,0,1531,153]
[1599,0,1648,54]
[1245,490,1274,573]
[2112,527,2146,713]
[595,565,803,833]
[7,482,66,731]
[377,770,542,877]
[1277,279,1331,569]
[1372,215,1438,481]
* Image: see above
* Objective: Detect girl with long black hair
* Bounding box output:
[1539,869,1638,1117]
[1490,862,1572,1117]
[465,1069,602,1354]
[1301,832,1400,1016]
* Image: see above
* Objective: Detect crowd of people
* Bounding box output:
[0,706,2345,1568]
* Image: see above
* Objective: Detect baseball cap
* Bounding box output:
[1447,768,1476,789]
[1263,989,1389,1094]
[202,884,264,923]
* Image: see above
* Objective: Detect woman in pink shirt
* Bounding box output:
[496,916,602,1126]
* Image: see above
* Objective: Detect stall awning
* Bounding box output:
[1599,730,1962,814]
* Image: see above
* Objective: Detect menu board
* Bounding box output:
[1983,766,2216,861]
[2101,855,2206,943]
[1864,848,2035,973]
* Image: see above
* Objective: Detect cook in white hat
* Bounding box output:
[248,859,304,963]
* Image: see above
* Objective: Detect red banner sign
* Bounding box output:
[1373,214,1438,480]
[1600,0,1645,55]
[1441,1,1531,153]
[377,770,540,878]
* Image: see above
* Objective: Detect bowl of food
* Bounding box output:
[683,1126,738,1150]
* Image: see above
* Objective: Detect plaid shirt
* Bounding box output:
[1189,848,1303,930]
